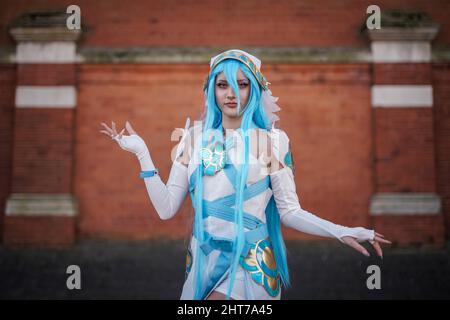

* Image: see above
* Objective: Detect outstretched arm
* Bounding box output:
[100,120,190,220]
[268,127,390,257]
[270,167,374,242]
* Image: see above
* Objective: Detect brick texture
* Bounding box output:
[17,64,76,86]
[374,108,437,193]
[0,65,16,240]
[0,1,449,246]
[12,109,75,194]
[3,216,75,247]
[373,63,432,85]
[372,215,445,247]
[1,0,450,47]
[433,63,450,238]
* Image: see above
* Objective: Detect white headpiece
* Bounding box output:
[209,49,262,69]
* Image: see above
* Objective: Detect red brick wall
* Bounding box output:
[0,65,15,239]
[371,57,443,246]
[374,108,437,193]
[3,216,75,247]
[372,215,445,246]
[433,62,450,238]
[0,0,449,244]
[3,61,78,246]
[17,64,76,86]
[1,0,450,47]
[75,64,203,240]
[374,64,432,85]
[11,109,75,194]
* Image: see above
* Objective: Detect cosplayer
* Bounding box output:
[100,49,391,300]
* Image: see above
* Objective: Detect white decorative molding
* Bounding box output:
[1,46,450,64]
[367,26,439,42]
[10,26,81,42]
[16,42,77,63]
[5,194,78,217]
[370,193,441,216]
[371,85,433,107]
[371,41,432,62]
[15,86,76,108]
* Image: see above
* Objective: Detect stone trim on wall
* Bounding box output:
[370,193,441,216]
[6,194,78,217]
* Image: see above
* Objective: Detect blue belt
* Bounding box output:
[194,223,268,257]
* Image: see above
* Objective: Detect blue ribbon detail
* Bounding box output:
[187,121,279,299]
[140,169,159,178]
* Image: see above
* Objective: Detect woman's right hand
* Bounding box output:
[100,121,149,161]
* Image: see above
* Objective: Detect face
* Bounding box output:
[215,69,250,118]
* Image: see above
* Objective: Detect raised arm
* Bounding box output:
[100,119,191,220]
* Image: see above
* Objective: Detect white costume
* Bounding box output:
[112,49,375,300]
[113,121,375,300]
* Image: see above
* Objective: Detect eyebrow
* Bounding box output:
[217,79,249,83]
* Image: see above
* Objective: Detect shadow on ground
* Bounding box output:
[1,239,449,299]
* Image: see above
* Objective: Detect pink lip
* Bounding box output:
[225,103,237,108]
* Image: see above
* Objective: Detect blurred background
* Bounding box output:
[0,0,449,299]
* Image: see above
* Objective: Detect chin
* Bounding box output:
[225,111,241,118]
[222,107,243,118]
[221,106,239,117]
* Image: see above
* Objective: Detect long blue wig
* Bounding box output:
[193,59,291,300]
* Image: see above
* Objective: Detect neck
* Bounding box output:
[221,114,242,130]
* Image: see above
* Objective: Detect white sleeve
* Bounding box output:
[138,122,191,221]
[268,128,375,243]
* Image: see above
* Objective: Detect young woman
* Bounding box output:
[100,49,391,300]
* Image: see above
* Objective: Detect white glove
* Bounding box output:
[113,132,150,163]
[268,128,374,244]
[102,120,190,220]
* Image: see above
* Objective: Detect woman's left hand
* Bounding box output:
[341,232,392,258]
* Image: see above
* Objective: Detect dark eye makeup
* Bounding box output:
[216,82,249,87]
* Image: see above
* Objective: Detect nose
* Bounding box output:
[226,87,236,100]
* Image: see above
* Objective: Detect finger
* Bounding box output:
[118,128,125,139]
[374,236,392,244]
[111,121,118,135]
[125,121,137,135]
[372,241,383,258]
[100,122,113,134]
[375,232,385,238]
[346,239,370,257]
[100,130,112,136]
